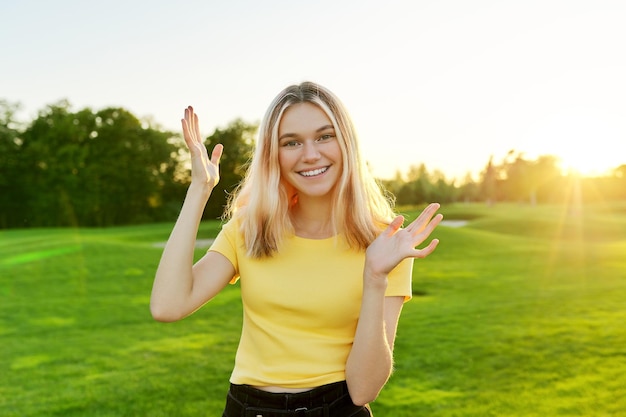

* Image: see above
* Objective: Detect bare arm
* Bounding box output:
[150,106,235,322]
[346,203,443,405]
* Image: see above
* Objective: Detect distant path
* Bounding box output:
[440,220,468,228]
[152,239,215,249]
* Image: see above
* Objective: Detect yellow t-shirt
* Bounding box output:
[208,219,413,388]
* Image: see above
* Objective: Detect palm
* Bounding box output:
[181,106,223,188]
[365,203,443,277]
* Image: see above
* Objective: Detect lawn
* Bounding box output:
[1,202,625,416]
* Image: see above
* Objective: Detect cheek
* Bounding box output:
[278,151,297,181]
[332,143,344,168]
[278,151,289,173]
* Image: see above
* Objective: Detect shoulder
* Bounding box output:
[210,217,244,254]
[217,216,243,238]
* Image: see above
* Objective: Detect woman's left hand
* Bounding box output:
[365,203,443,280]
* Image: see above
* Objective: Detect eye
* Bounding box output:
[281,140,301,147]
[318,133,335,142]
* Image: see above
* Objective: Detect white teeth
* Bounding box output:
[300,167,328,177]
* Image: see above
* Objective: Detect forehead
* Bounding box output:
[278,102,333,135]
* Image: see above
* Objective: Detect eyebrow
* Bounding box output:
[278,125,335,141]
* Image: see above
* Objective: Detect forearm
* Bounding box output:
[345,277,393,406]
[150,183,212,321]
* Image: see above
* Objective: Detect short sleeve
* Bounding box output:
[208,220,241,284]
[385,258,414,302]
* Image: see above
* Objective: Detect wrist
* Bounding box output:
[363,262,389,281]
[187,181,214,199]
[362,267,388,292]
[183,184,212,209]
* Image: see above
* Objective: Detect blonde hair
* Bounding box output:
[225,81,396,257]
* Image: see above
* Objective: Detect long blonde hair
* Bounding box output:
[225,81,396,257]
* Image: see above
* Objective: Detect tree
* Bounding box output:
[431,169,459,203]
[612,165,626,200]
[201,119,257,219]
[613,164,626,179]
[394,164,430,205]
[0,100,24,228]
[458,172,480,203]
[533,155,562,203]
[19,100,88,226]
[502,151,533,203]
[81,107,179,225]
[480,155,498,206]
[18,102,180,227]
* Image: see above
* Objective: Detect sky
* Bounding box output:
[1,0,625,180]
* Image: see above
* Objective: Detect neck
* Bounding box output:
[290,196,335,239]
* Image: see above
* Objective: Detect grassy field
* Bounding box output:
[1,202,625,416]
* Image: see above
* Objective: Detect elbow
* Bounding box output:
[351,392,378,407]
[150,302,183,323]
[345,366,392,406]
[346,377,385,407]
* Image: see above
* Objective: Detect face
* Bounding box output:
[277,102,343,201]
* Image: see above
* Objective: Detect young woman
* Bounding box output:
[150,82,443,416]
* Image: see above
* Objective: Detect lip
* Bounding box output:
[298,165,330,178]
[298,166,330,177]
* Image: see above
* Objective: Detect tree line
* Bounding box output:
[1,100,624,229]
[382,152,626,208]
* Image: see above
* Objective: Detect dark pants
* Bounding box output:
[222,381,371,417]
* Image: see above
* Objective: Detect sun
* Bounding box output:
[523,111,625,177]
[556,147,618,177]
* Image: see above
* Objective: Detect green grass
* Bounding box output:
[1,203,625,416]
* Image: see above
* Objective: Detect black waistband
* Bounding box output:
[228,381,350,410]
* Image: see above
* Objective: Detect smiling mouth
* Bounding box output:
[299,166,329,177]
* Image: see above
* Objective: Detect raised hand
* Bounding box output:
[181,106,223,188]
[365,203,443,279]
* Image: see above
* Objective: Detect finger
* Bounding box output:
[186,105,195,122]
[183,105,197,135]
[181,118,193,147]
[408,213,443,249]
[193,112,202,142]
[418,203,440,222]
[418,213,444,237]
[412,238,440,258]
[182,121,202,153]
[185,106,201,143]
[413,203,440,226]
[385,215,405,236]
[406,203,441,233]
[182,106,195,138]
[184,106,194,129]
[211,144,224,165]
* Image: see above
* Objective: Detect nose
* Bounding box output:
[302,140,321,162]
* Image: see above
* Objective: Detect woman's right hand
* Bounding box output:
[181,106,223,189]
